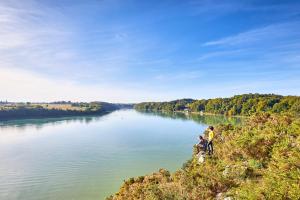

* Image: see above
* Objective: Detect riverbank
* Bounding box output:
[174,110,249,119]
[134,94,300,117]
[0,102,133,121]
[107,113,300,199]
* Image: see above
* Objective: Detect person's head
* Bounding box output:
[209,126,214,131]
[199,135,204,140]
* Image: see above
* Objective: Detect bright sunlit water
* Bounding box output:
[0,109,241,200]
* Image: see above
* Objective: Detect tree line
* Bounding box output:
[134,94,300,116]
[0,102,126,120]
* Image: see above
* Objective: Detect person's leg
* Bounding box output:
[211,141,213,155]
[196,144,200,154]
[208,141,212,155]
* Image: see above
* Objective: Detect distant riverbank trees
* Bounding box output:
[134,94,300,116]
[0,102,132,120]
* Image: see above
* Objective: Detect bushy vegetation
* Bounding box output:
[107,113,300,200]
[0,102,131,120]
[135,99,195,112]
[135,94,300,116]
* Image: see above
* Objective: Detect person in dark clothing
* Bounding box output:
[197,135,207,154]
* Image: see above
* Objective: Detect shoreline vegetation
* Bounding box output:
[174,110,249,119]
[2,93,299,121]
[0,101,133,121]
[108,94,300,200]
[137,110,243,127]
[134,94,300,117]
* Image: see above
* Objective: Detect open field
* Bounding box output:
[0,102,132,120]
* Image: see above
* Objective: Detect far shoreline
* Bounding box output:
[0,110,114,122]
[174,110,249,118]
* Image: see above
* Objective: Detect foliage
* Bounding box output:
[135,99,195,112]
[107,114,300,200]
[134,94,300,116]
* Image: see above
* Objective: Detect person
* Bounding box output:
[207,126,214,155]
[196,135,207,163]
[197,135,207,154]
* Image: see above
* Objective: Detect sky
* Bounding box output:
[0,0,300,103]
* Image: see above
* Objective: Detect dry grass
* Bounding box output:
[36,104,85,111]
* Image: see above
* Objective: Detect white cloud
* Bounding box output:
[0,0,75,72]
[203,22,300,47]
[0,0,299,102]
[0,0,68,47]
[0,0,172,102]
[0,0,166,82]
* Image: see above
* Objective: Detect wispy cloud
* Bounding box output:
[196,20,300,72]
[203,22,300,47]
[0,0,75,73]
[0,0,164,83]
[196,49,246,61]
[0,0,299,101]
[189,0,300,20]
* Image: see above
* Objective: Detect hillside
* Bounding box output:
[135,94,300,116]
[107,113,300,199]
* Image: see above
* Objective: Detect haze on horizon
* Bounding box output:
[0,0,300,103]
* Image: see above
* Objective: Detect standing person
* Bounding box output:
[207,126,214,155]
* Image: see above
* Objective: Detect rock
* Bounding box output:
[216,192,223,200]
[216,193,232,200]
[198,155,205,163]
[197,151,206,163]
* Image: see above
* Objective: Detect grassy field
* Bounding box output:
[1,103,84,111]
[0,102,126,120]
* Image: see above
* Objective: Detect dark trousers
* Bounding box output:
[208,141,213,155]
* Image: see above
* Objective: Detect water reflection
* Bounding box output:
[137,110,244,126]
[0,109,243,132]
[0,109,243,200]
[0,114,108,132]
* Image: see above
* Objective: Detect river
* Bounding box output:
[0,109,241,200]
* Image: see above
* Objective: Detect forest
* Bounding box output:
[135,94,300,116]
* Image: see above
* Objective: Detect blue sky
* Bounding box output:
[0,0,300,102]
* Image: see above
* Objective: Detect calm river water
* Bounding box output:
[0,109,241,200]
